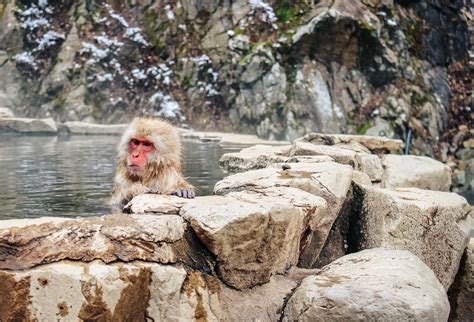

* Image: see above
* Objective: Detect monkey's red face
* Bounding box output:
[127,137,155,173]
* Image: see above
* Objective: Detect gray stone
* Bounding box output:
[381,154,452,191]
[353,184,471,289]
[283,249,450,322]
[301,132,404,152]
[64,121,127,135]
[0,107,14,118]
[0,117,58,134]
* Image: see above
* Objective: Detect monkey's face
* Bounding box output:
[127,137,155,174]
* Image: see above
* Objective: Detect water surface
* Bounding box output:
[0,134,242,219]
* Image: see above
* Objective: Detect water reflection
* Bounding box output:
[0,134,242,219]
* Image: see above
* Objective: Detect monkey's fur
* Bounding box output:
[111,117,193,207]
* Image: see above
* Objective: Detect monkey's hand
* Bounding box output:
[145,188,162,195]
[172,188,195,199]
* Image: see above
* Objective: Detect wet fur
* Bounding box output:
[111,117,192,207]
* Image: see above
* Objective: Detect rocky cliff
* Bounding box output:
[0,1,471,149]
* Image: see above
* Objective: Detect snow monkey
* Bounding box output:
[111,117,195,208]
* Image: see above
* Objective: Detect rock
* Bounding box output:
[214,161,353,268]
[0,107,14,118]
[0,260,219,321]
[448,238,474,322]
[181,188,327,289]
[218,145,291,172]
[381,154,452,191]
[300,132,404,152]
[356,153,384,182]
[289,141,358,167]
[220,268,320,322]
[0,214,200,270]
[124,194,193,214]
[0,117,58,134]
[282,249,450,322]
[181,131,289,145]
[64,121,127,135]
[352,185,472,289]
[365,116,395,138]
[352,171,372,186]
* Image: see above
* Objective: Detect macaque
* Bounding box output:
[111,117,195,208]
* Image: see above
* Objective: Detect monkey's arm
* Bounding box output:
[169,170,195,199]
[111,173,162,208]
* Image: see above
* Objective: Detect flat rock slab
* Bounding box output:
[182,131,289,145]
[0,117,57,133]
[0,214,188,270]
[180,188,327,289]
[219,145,291,172]
[381,154,452,191]
[0,260,219,321]
[63,121,127,135]
[301,132,403,152]
[214,162,353,268]
[448,238,474,322]
[353,185,472,289]
[283,248,449,322]
[289,141,358,167]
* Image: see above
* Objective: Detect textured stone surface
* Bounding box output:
[356,153,384,182]
[63,121,127,135]
[218,144,291,172]
[381,154,452,191]
[289,141,358,167]
[283,249,450,322]
[0,214,187,270]
[301,132,404,152]
[214,162,353,268]
[353,185,471,289]
[448,238,474,322]
[0,260,219,321]
[0,107,14,118]
[181,188,327,289]
[0,117,57,133]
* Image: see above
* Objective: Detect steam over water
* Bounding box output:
[0,135,242,219]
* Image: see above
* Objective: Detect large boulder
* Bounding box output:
[300,132,404,152]
[0,214,202,270]
[352,185,472,289]
[180,188,327,289]
[214,162,353,268]
[448,238,474,321]
[0,118,58,134]
[218,145,291,172]
[282,248,450,322]
[381,154,452,191]
[0,260,219,321]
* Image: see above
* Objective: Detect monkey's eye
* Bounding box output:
[130,139,140,146]
[142,141,153,148]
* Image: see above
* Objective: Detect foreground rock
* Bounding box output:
[353,185,471,289]
[63,121,127,135]
[0,117,57,134]
[214,162,353,268]
[0,260,219,321]
[183,189,327,289]
[0,214,206,270]
[219,145,291,172]
[381,154,452,191]
[299,133,404,152]
[448,238,474,321]
[283,249,450,322]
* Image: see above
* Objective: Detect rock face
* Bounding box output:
[448,238,474,322]
[352,184,472,289]
[181,188,327,289]
[381,154,452,191]
[0,117,57,134]
[0,214,197,270]
[0,260,220,321]
[214,161,353,268]
[282,248,450,322]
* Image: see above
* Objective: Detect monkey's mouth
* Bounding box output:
[127,164,143,173]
